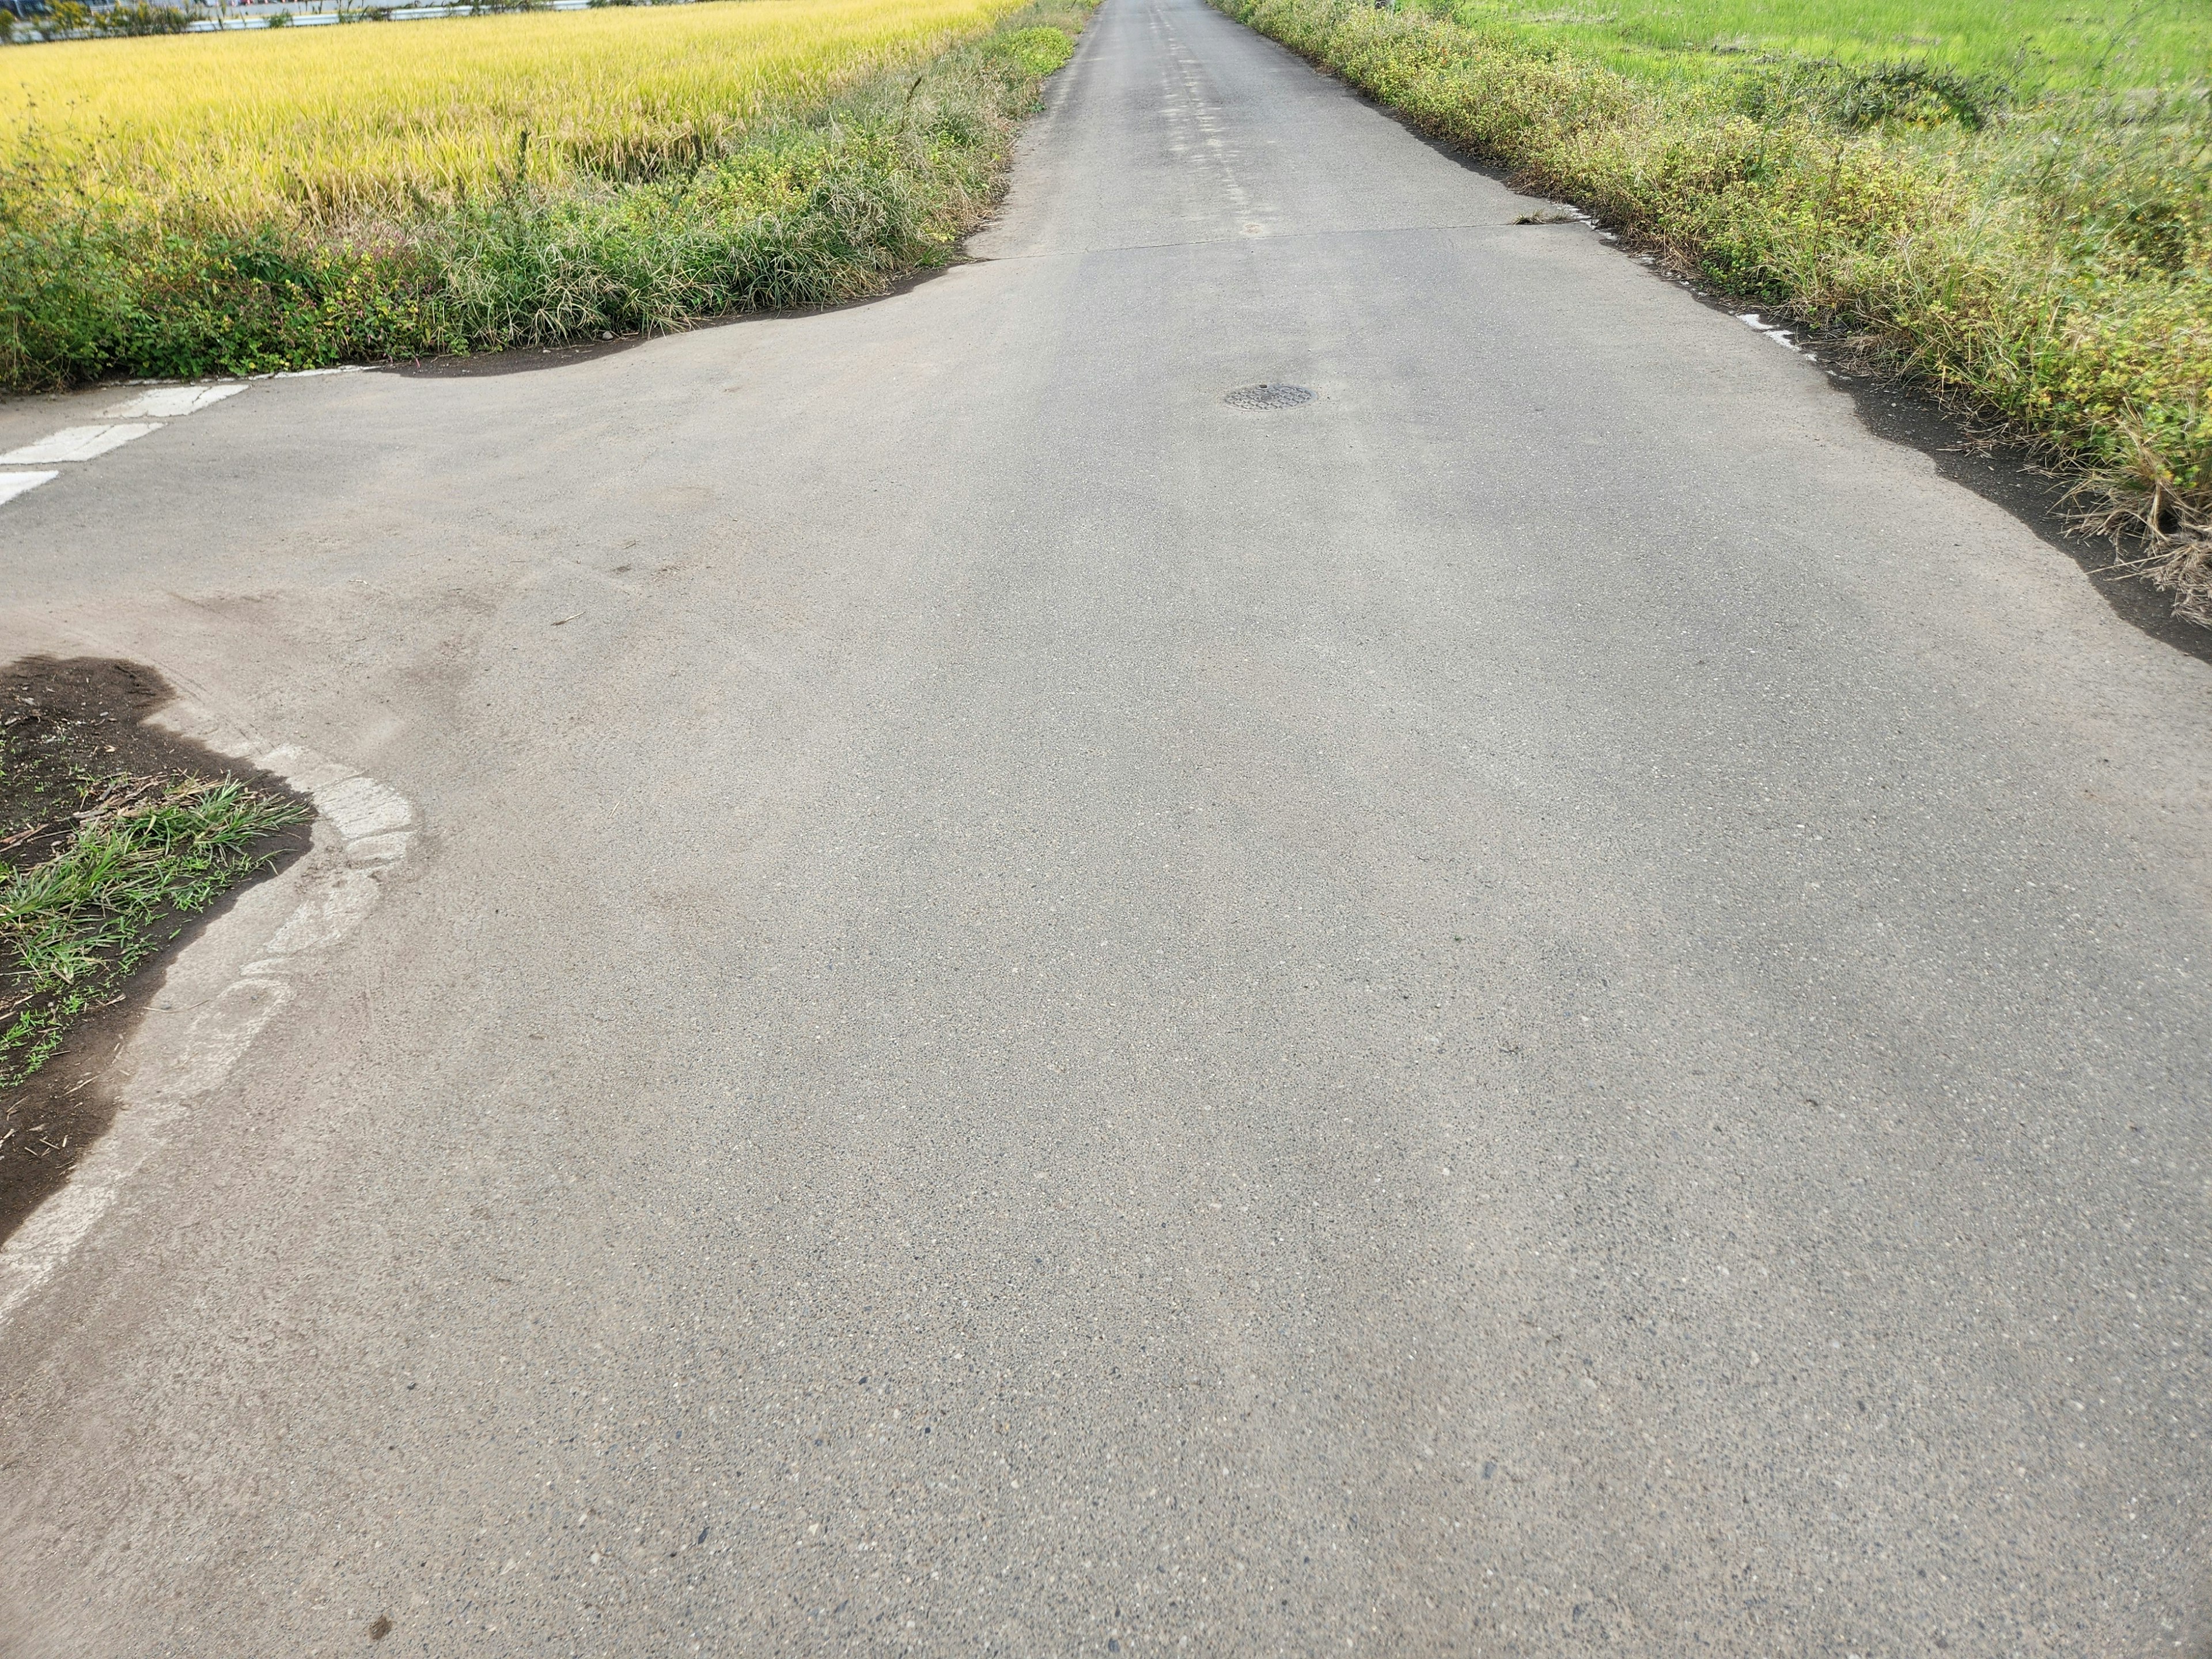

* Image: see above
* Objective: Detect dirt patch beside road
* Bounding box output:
[0,657,310,1245]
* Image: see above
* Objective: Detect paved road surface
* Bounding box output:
[3,0,2208,1652]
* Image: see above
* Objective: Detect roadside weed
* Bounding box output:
[0,775,306,1085]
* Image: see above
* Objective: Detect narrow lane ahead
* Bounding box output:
[3,0,2207,1651]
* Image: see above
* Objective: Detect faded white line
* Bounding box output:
[0,703,418,1328]
[1,376,260,509]
[1737,311,1804,354]
[0,472,57,505]
[0,424,163,465]
[103,384,246,420]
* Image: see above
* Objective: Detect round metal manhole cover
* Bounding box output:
[1224,383,1315,411]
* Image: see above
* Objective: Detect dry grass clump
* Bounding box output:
[1219,0,2212,624]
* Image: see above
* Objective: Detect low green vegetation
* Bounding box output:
[1,775,306,1087]
[0,0,1090,389]
[1446,0,2209,92]
[1218,0,2212,624]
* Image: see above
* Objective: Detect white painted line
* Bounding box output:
[0,424,163,464]
[0,703,419,1330]
[1736,311,1801,353]
[0,472,58,506]
[102,384,245,420]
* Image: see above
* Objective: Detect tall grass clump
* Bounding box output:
[0,0,1092,387]
[1217,0,2212,625]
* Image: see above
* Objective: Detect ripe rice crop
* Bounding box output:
[0,0,1090,386]
[2,0,1032,225]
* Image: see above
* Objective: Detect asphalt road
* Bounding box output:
[3,0,2209,1652]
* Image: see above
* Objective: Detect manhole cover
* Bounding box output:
[1224,383,1315,410]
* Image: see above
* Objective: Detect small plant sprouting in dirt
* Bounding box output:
[0,772,307,1088]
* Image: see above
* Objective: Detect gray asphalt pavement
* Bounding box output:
[2,0,2209,1652]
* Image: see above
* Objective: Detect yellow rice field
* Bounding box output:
[0,0,1032,224]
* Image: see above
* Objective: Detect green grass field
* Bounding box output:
[1442,0,2208,93]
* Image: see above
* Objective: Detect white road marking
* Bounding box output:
[1737,311,1801,353]
[0,424,163,464]
[103,384,246,419]
[0,472,58,505]
[2,376,257,509]
[0,701,418,1329]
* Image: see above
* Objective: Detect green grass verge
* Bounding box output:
[0,0,1092,388]
[1,776,307,1086]
[1215,0,2212,625]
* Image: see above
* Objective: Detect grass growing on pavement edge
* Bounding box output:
[0,0,1094,387]
[1214,0,2212,626]
[0,774,306,1093]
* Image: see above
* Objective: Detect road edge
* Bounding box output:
[0,700,418,1329]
